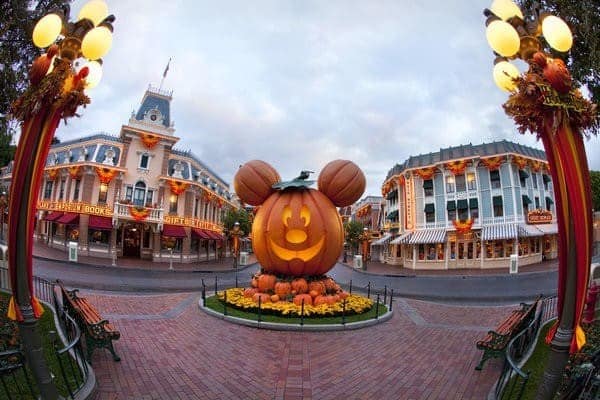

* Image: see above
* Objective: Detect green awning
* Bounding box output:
[522,195,532,205]
[545,196,554,205]
[519,170,529,179]
[493,196,503,206]
[423,180,433,189]
[446,200,456,211]
[424,203,435,213]
[457,199,468,210]
[469,198,478,209]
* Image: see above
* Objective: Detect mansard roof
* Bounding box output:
[135,86,172,128]
[171,148,229,187]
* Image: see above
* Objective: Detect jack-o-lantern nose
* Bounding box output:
[286,229,307,244]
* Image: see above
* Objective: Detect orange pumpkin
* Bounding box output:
[291,278,308,294]
[293,294,312,306]
[251,277,259,288]
[308,281,325,296]
[253,293,271,304]
[313,295,328,306]
[317,160,366,207]
[274,281,292,297]
[243,288,258,298]
[323,278,338,293]
[309,290,319,298]
[252,189,344,276]
[339,291,349,300]
[233,160,281,206]
[257,274,277,292]
[270,294,280,303]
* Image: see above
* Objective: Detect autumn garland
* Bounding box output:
[129,206,150,221]
[140,133,160,149]
[480,156,504,171]
[95,167,117,184]
[168,180,189,195]
[452,219,473,234]
[68,165,81,179]
[445,160,468,175]
[415,167,436,180]
[512,155,529,170]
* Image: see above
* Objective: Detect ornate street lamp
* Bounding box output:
[230,222,244,286]
[360,227,370,270]
[8,1,115,398]
[483,0,596,397]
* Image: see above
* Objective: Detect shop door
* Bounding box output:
[123,224,141,257]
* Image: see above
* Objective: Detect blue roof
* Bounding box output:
[135,93,171,128]
[50,133,122,148]
[171,149,228,187]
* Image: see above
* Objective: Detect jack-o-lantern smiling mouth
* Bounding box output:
[269,235,325,262]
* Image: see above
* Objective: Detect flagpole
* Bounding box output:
[159,57,171,91]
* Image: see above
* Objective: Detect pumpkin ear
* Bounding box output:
[318,160,366,207]
[233,160,281,206]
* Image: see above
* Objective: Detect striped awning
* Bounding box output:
[481,224,517,241]
[535,223,558,235]
[371,233,392,246]
[408,229,446,244]
[518,224,544,237]
[390,231,412,245]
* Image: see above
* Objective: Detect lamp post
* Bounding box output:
[230,222,244,285]
[8,2,115,398]
[482,1,596,397]
[360,227,370,270]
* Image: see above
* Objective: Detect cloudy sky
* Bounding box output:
[56,0,599,196]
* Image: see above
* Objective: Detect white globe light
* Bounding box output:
[81,26,113,60]
[493,61,520,92]
[486,20,520,57]
[78,0,109,26]
[490,0,524,20]
[32,14,62,48]
[542,15,573,52]
[84,60,103,89]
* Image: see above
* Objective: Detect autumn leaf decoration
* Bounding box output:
[452,219,473,234]
[168,180,189,195]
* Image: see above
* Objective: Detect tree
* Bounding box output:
[591,170,600,211]
[0,0,71,166]
[344,220,365,255]
[222,207,252,238]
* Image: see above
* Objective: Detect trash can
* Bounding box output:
[239,251,249,266]
[354,255,363,270]
[509,254,518,274]
[68,241,78,263]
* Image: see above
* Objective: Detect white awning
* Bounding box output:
[535,223,558,235]
[518,224,544,237]
[481,223,517,241]
[371,233,392,246]
[408,229,447,244]
[390,232,412,245]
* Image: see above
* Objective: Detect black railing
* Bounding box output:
[0,265,92,399]
[493,296,557,400]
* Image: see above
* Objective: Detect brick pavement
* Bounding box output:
[81,290,510,400]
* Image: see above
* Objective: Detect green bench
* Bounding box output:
[57,280,121,363]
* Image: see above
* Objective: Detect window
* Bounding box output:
[545,196,554,211]
[532,174,538,189]
[194,198,199,217]
[73,179,81,201]
[469,198,479,221]
[169,194,178,214]
[125,186,133,202]
[457,199,468,221]
[447,200,456,221]
[59,179,65,200]
[490,170,501,189]
[534,196,540,209]
[423,179,434,197]
[145,190,153,207]
[98,183,108,204]
[543,174,550,190]
[424,203,435,223]
[493,196,503,217]
[519,170,528,188]
[446,175,455,193]
[139,153,150,169]
[455,174,466,192]
[133,181,146,206]
[467,173,476,190]
[44,181,53,199]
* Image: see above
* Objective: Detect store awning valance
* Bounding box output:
[469,198,478,209]
[481,223,517,241]
[446,201,456,211]
[390,231,412,244]
[518,224,543,237]
[535,223,558,235]
[162,224,187,238]
[493,196,503,206]
[423,180,433,189]
[545,196,554,205]
[88,215,113,230]
[44,212,63,222]
[522,195,532,205]
[457,199,468,210]
[192,228,212,239]
[424,203,435,213]
[56,213,79,225]
[408,229,446,244]
[519,170,529,179]
[371,233,392,246]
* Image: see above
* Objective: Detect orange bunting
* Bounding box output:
[480,156,504,171]
[140,133,160,149]
[68,165,81,179]
[203,190,214,203]
[129,206,150,221]
[168,180,189,195]
[95,167,117,184]
[415,167,436,180]
[397,175,405,186]
[47,169,59,181]
[445,160,468,176]
[452,219,473,234]
[512,155,528,170]
[529,160,545,173]
[217,198,224,209]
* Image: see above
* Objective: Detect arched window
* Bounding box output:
[133,181,146,206]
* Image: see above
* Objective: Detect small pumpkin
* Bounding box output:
[243,288,257,298]
[308,281,325,296]
[317,160,366,207]
[313,295,329,306]
[257,274,277,292]
[309,290,319,298]
[270,294,280,303]
[291,278,308,294]
[253,293,271,304]
[323,278,338,293]
[234,160,281,206]
[293,294,312,306]
[274,281,292,297]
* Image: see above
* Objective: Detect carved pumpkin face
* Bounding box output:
[252,188,343,276]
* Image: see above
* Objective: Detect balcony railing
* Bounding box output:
[113,202,164,225]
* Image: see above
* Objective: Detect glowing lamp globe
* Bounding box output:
[84,61,103,89]
[542,15,573,52]
[78,0,109,26]
[32,14,62,48]
[81,26,112,60]
[486,20,520,57]
[493,61,520,92]
[490,0,523,20]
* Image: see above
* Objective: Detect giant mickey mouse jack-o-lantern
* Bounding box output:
[234,160,366,277]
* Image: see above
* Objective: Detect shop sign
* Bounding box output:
[527,209,553,224]
[163,215,221,231]
[405,175,415,230]
[37,200,112,217]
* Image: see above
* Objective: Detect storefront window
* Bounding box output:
[495,241,505,258]
[89,229,110,246]
[506,241,514,256]
[418,244,425,260]
[161,236,182,252]
[143,225,151,248]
